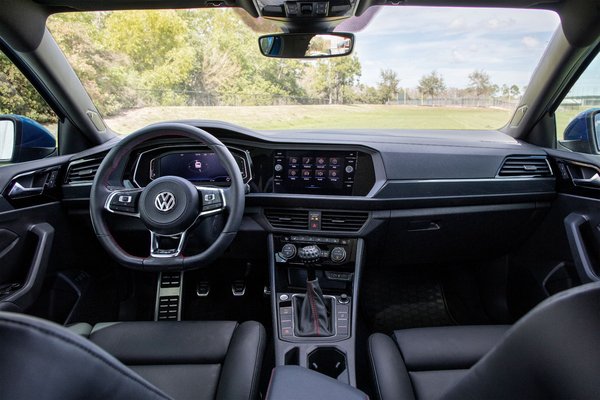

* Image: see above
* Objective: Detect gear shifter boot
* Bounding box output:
[294,278,333,337]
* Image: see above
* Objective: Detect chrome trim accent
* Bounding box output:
[150,231,187,258]
[385,177,556,184]
[496,156,553,178]
[154,191,176,212]
[63,155,106,186]
[104,188,142,217]
[196,186,227,217]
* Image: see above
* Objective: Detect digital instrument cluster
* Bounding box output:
[145,150,249,185]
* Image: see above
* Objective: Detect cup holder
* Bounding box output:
[307,347,347,380]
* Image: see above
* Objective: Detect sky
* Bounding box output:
[338,6,561,89]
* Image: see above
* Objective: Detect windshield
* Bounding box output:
[47,7,560,133]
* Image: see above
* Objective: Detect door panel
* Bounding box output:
[0,158,70,313]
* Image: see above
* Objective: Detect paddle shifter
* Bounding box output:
[294,244,333,337]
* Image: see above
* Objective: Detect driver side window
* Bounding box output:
[556,54,600,154]
[0,51,58,165]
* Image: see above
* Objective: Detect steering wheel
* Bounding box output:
[90,123,245,271]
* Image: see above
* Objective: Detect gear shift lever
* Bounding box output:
[294,245,333,337]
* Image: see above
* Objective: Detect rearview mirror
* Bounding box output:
[258,33,354,59]
[0,115,56,164]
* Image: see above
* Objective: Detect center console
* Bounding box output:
[269,233,363,386]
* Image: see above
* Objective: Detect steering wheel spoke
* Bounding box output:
[105,188,143,217]
[196,186,227,216]
[150,230,187,258]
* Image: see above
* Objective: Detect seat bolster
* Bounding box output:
[217,320,266,400]
[369,333,416,400]
[394,325,510,370]
[442,282,600,400]
[90,321,238,365]
[0,312,169,400]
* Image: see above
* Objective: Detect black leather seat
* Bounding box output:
[0,314,265,400]
[369,281,600,400]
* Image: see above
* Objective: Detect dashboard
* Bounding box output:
[129,141,376,196]
[3,120,557,265]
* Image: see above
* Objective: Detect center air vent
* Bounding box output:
[265,209,309,230]
[498,156,552,177]
[65,156,105,184]
[321,211,368,232]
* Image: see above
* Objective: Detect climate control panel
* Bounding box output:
[274,235,355,267]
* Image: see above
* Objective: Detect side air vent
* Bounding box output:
[65,156,104,184]
[321,211,368,232]
[265,209,309,230]
[498,156,552,177]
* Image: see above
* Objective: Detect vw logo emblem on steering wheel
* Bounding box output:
[154,191,176,212]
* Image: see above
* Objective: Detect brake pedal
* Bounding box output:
[232,280,246,296]
[196,281,210,297]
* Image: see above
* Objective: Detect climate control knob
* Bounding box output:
[298,245,321,263]
[330,247,347,263]
[281,243,297,259]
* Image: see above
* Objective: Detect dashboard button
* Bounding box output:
[281,244,297,259]
[331,247,347,263]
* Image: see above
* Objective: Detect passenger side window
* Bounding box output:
[556,54,600,154]
[0,51,58,165]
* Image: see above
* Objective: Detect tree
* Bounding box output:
[510,84,521,99]
[0,53,56,123]
[314,55,361,104]
[468,70,494,99]
[418,71,446,102]
[378,69,400,104]
[48,13,137,115]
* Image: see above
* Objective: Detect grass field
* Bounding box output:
[104,104,513,133]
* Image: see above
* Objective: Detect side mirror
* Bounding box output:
[559,108,600,153]
[258,33,354,59]
[0,115,56,164]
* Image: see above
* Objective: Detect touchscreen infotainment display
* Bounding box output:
[273,150,357,195]
[156,151,230,183]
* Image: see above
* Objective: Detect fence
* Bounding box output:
[389,97,519,109]
[556,96,600,111]
[130,88,535,109]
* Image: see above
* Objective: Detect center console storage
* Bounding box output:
[266,366,368,400]
[269,234,363,386]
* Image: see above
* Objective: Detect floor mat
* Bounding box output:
[361,268,455,333]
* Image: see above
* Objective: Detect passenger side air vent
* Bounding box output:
[321,211,368,232]
[265,209,309,230]
[498,156,552,177]
[65,156,105,184]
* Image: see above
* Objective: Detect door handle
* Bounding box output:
[8,182,44,199]
[572,173,600,188]
[564,213,600,283]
